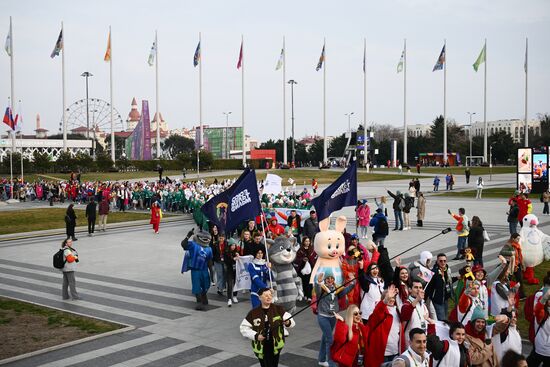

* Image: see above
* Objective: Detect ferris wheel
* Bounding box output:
[62,98,125,134]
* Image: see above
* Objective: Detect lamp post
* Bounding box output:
[467,112,476,166]
[288,80,297,167]
[489,144,494,181]
[81,72,93,156]
[345,112,354,136]
[223,111,232,159]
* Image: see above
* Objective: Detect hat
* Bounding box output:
[228,238,239,246]
[420,251,433,266]
[351,234,359,240]
[470,306,485,323]
[471,264,486,277]
[362,199,368,204]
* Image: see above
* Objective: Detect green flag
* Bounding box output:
[473,44,486,72]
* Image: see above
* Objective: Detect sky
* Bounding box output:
[2,0,549,143]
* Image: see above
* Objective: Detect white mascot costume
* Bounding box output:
[519,214,550,284]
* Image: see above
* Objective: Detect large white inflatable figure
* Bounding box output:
[519,214,550,284]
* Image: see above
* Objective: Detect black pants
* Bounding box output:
[225,267,237,299]
[299,273,312,299]
[544,202,549,214]
[514,265,526,298]
[88,217,96,234]
[527,350,550,367]
[258,343,280,367]
[66,225,75,239]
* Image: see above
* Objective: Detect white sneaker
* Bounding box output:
[318,362,329,367]
[232,296,239,303]
[227,299,232,307]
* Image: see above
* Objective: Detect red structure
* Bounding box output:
[250,149,276,161]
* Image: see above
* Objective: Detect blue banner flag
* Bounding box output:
[201,168,261,232]
[432,44,445,71]
[193,41,201,67]
[311,160,357,221]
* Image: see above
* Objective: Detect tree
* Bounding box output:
[307,139,324,165]
[161,135,195,158]
[32,151,51,172]
[488,130,517,165]
[328,134,348,158]
[96,153,114,171]
[104,134,128,160]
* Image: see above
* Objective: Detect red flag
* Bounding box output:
[237,41,243,69]
[2,107,15,130]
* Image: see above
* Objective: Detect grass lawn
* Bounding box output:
[256,169,428,185]
[0,208,165,235]
[379,166,515,176]
[434,187,516,199]
[0,297,122,360]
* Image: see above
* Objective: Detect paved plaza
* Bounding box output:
[1,172,548,366]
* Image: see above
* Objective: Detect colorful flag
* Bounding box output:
[397,49,404,73]
[316,44,325,71]
[473,44,486,72]
[148,41,156,66]
[2,107,15,130]
[311,160,357,221]
[4,26,11,57]
[14,101,22,132]
[432,45,446,71]
[237,41,243,69]
[50,29,63,58]
[275,48,284,70]
[193,41,201,67]
[201,168,261,232]
[104,31,111,62]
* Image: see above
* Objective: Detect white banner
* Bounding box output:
[234,255,254,292]
[263,174,283,195]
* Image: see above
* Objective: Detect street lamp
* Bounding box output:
[223,111,232,159]
[467,112,476,166]
[288,80,297,167]
[81,72,93,158]
[345,112,355,136]
[489,143,494,181]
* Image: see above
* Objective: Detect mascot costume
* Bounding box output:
[267,236,303,314]
[181,228,213,310]
[519,214,550,284]
[309,216,347,286]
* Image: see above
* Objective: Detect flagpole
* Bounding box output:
[61,21,67,152]
[18,100,23,183]
[363,37,367,169]
[109,26,115,163]
[198,32,203,175]
[241,35,246,168]
[282,36,287,166]
[403,38,407,165]
[443,39,447,165]
[155,30,160,158]
[9,17,14,199]
[483,39,487,162]
[525,38,529,147]
[323,38,327,164]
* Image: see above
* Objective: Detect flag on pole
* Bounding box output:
[15,101,22,133]
[4,26,11,57]
[311,160,357,221]
[432,45,446,71]
[193,41,201,67]
[50,29,63,58]
[363,42,366,73]
[104,31,111,62]
[473,44,486,72]
[316,44,325,71]
[2,107,15,130]
[237,40,243,69]
[397,49,405,73]
[147,40,156,66]
[275,48,284,70]
[524,39,528,73]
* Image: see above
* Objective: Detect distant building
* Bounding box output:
[469,119,541,143]
[195,125,243,159]
[406,123,432,137]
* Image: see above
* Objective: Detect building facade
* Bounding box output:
[469,119,541,143]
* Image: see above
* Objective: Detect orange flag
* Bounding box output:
[104,31,111,62]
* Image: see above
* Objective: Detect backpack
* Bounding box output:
[398,197,405,210]
[53,249,66,269]
[378,217,389,236]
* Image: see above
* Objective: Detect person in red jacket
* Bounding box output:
[516,193,532,226]
[267,216,285,238]
[150,201,161,234]
[332,304,369,367]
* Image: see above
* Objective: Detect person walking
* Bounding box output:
[303,210,320,242]
[375,196,388,217]
[445,174,452,191]
[402,193,414,231]
[150,201,161,234]
[449,208,469,260]
[85,198,97,237]
[211,233,226,296]
[468,216,486,266]
[223,238,240,307]
[387,190,404,231]
[370,208,389,249]
[433,176,440,192]
[60,238,80,300]
[476,177,484,199]
[416,192,426,227]
[507,200,520,235]
[293,236,316,301]
[425,253,453,321]
[526,288,550,367]
[239,288,295,367]
[331,304,369,367]
[357,200,371,239]
[542,189,550,215]
[65,204,78,241]
[98,197,109,232]
[465,167,471,184]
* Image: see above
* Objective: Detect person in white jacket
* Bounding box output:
[492,311,522,362]
[476,177,484,199]
[526,288,550,366]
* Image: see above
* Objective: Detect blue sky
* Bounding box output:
[2,0,549,142]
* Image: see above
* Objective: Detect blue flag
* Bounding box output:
[193,41,201,67]
[432,44,445,71]
[201,168,261,232]
[311,160,357,221]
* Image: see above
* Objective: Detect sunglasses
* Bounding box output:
[353,311,362,316]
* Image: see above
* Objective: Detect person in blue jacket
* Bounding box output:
[247,247,273,308]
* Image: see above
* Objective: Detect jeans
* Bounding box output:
[456,236,467,257]
[433,301,448,321]
[359,226,368,238]
[509,221,518,235]
[374,236,386,249]
[476,188,482,199]
[213,262,225,291]
[317,315,336,366]
[544,202,549,215]
[393,210,403,230]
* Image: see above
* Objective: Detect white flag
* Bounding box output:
[275,48,284,70]
[4,27,11,56]
[263,173,283,195]
[147,41,156,66]
[234,255,254,291]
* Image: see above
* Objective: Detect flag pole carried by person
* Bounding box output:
[363,38,368,169]
[316,40,327,164]
[275,37,286,165]
[104,27,115,163]
[397,39,406,165]
[524,37,528,147]
[237,36,245,168]
[433,41,447,164]
[473,40,487,162]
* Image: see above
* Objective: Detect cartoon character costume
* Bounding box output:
[181,229,213,310]
[519,214,550,284]
[309,216,347,287]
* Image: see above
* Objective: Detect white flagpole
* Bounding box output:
[155,30,161,158]
[282,36,287,165]
[109,26,115,163]
[198,32,203,175]
[259,214,273,285]
[323,38,327,164]
[483,39,487,162]
[525,38,529,147]
[443,39,447,165]
[18,100,23,183]
[403,38,407,165]
[241,35,246,168]
[62,21,67,152]
[8,17,14,199]
[363,38,367,168]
